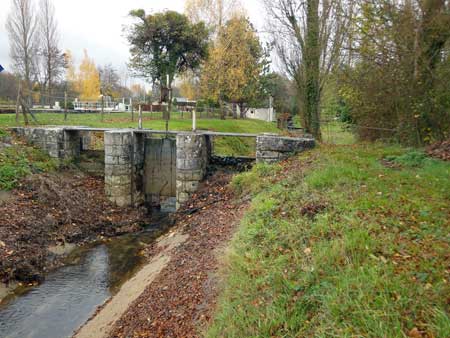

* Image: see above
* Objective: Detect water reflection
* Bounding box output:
[0,214,172,338]
[0,245,110,338]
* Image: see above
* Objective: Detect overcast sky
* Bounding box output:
[0,0,267,87]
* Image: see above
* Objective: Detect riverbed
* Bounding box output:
[0,215,171,338]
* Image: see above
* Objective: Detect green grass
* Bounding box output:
[207,143,450,337]
[321,121,356,145]
[0,112,279,156]
[0,129,58,190]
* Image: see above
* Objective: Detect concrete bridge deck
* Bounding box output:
[60,126,260,138]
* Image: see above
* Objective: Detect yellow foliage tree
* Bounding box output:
[65,49,100,100]
[201,15,264,117]
[179,71,199,100]
[65,49,77,91]
[78,50,100,101]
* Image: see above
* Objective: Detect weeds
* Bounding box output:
[0,132,58,190]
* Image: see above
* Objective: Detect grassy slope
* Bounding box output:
[207,144,450,337]
[0,113,279,156]
[0,129,57,190]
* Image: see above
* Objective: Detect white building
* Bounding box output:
[246,108,276,122]
[235,105,276,122]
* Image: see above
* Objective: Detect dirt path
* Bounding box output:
[103,172,248,338]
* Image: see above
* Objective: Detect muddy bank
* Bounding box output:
[82,171,248,338]
[0,171,151,287]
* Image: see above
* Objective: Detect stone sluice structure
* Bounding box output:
[10,127,315,210]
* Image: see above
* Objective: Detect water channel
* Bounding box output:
[0,214,172,338]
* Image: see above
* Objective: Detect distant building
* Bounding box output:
[174,97,196,112]
[246,108,276,122]
[235,105,276,122]
[73,97,133,112]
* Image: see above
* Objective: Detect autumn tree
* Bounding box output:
[201,15,266,118]
[264,0,355,140]
[179,71,200,100]
[127,10,209,119]
[67,50,100,101]
[340,0,450,144]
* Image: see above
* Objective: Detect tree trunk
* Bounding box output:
[304,0,322,141]
[232,103,238,119]
[304,0,321,140]
[238,103,246,119]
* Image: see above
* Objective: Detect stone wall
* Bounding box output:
[176,133,209,209]
[11,127,81,162]
[256,134,315,163]
[104,130,145,207]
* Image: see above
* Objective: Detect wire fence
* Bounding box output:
[3,88,247,122]
[2,90,400,146]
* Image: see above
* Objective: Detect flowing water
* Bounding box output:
[0,215,171,338]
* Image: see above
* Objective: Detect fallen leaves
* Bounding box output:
[109,172,249,338]
[426,139,450,161]
[0,172,150,284]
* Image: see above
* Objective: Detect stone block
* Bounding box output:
[177,192,190,204]
[256,135,315,163]
[105,165,131,176]
[113,195,132,208]
[183,181,200,193]
[107,183,132,197]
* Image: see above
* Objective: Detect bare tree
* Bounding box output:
[38,0,65,104]
[263,0,355,139]
[185,0,243,34]
[6,0,39,99]
[99,63,121,97]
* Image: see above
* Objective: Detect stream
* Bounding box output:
[0,214,171,338]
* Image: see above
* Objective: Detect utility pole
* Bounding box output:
[131,97,134,122]
[64,91,68,121]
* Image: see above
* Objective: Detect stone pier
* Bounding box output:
[176,133,210,209]
[104,130,145,207]
[256,134,315,163]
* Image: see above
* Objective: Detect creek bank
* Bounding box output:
[0,170,152,290]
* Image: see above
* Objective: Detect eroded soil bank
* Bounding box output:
[75,171,248,338]
[0,171,151,289]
